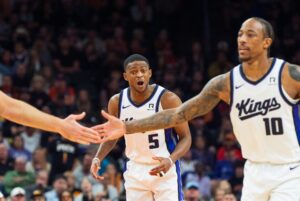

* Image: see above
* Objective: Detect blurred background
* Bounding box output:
[0,0,299,200]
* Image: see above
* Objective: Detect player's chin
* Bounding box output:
[238,55,251,62]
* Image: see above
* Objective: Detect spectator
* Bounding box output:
[73,153,98,188]
[10,187,26,201]
[0,143,14,182]
[9,135,31,161]
[0,191,4,201]
[31,189,46,201]
[185,162,211,199]
[47,137,80,184]
[25,147,51,173]
[25,170,50,200]
[3,156,35,192]
[20,127,41,153]
[184,182,202,201]
[45,174,68,201]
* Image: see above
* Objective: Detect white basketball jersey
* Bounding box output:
[119,85,178,164]
[230,58,300,164]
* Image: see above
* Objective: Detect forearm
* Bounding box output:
[126,91,220,134]
[126,108,185,133]
[95,140,118,161]
[1,98,63,133]
[169,135,191,163]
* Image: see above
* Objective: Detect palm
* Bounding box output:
[92,111,126,141]
[59,112,101,144]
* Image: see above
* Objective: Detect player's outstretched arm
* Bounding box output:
[0,90,101,144]
[96,73,230,141]
[91,94,119,180]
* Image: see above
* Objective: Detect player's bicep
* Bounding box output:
[177,73,229,121]
[107,94,120,117]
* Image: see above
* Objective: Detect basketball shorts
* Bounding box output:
[124,160,183,201]
[241,160,300,201]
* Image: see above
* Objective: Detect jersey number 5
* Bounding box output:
[148,134,159,149]
[263,117,283,135]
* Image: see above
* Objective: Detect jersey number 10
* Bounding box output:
[263,117,283,135]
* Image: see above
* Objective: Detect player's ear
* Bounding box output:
[149,68,152,78]
[123,72,128,81]
[263,38,272,50]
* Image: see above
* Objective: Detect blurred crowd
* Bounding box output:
[0,0,300,200]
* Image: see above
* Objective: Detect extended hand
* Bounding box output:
[149,156,173,176]
[92,110,126,142]
[59,112,101,144]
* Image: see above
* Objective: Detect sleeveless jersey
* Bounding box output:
[230,58,300,164]
[119,85,178,164]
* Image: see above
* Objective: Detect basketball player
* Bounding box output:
[95,18,300,201]
[0,90,100,144]
[90,54,191,201]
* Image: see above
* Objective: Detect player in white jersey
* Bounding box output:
[94,17,300,201]
[90,54,191,201]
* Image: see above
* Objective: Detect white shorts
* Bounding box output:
[242,160,300,201]
[124,160,183,201]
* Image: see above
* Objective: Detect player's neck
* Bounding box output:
[130,84,155,104]
[242,56,273,81]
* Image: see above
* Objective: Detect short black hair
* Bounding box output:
[251,17,274,41]
[250,17,274,55]
[123,54,149,70]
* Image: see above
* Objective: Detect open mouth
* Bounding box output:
[137,81,144,86]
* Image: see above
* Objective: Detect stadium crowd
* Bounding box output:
[0,0,300,200]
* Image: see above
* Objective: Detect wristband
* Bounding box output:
[92,157,100,165]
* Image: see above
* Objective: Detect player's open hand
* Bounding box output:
[90,158,104,180]
[149,156,173,177]
[92,110,126,142]
[59,112,102,144]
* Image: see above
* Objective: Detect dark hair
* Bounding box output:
[123,54,149,70]
[251,17,274,55]
[251,17,274,41]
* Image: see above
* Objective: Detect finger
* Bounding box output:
[152,156,163,161]
[91,125,104,131]
[101,110,115,121]
[71,112,86,120]
[150,164,164,172]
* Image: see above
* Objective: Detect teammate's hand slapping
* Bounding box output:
[59,112,102,144]
[149,156,174,177]
[92,110,126,141]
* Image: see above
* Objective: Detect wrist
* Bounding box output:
[167,156,174,165]
[92,157,101,165]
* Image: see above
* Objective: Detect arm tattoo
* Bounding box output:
[126,74,227,134]
[288,63,300,82]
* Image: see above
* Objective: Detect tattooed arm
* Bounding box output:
[125,73,230,134]
[282,63,300,99]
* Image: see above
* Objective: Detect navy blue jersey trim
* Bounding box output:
[229,68,234,111]
[175,160,184,201]
[155,89,166,112]
[118,90,124,118]
[278,61,300,106]
[239,58,276,85]
[292,105,300,146]
[127,85,159,107]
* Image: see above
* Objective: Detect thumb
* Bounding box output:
[101,110,114,121]
[72,112,86,120]
[152,156,163,161]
